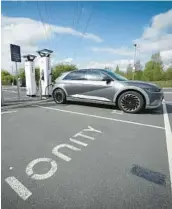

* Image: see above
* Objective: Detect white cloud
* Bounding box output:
[141,9,172,40]
[161,49,172,62]
[85,59,134,72]
[91,47,133,56]
[63,58,73,63]
[91,9,172,66]
[134,9,172,63]
[1,15,103,71]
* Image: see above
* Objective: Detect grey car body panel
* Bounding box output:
[52,69,163,109]
[54,80,114,101]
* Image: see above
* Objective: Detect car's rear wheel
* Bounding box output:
[53,88,66,104]
[117,91,145,114]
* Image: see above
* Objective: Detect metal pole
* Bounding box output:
[132,44,137,80]
[39,79,42,100]
[15,62,20,100]
[1,83,4,105]
[11,65,14,86]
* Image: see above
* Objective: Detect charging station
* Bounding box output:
[37,49,53,97]
[23,54,37,97]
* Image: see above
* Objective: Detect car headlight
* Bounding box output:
[144,88,161,92]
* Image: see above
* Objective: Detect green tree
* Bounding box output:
[115,65,120,73]
[35,68,40,87]
[18,68,26,87]
[143,52,164,81]
[142,61,154,81]
[126,64,133,80]
[1,70,13,85]
[52,64,77,82]
[163,67,172,80]
[135,70,143,80]
[152,52,164,81]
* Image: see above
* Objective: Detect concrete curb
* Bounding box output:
[1,99,53,110]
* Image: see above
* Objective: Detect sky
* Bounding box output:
[1,1,172,73]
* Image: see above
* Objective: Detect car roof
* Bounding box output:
[77,68,107,72]
[64,68,110,74]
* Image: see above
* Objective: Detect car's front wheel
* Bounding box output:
[52,88,66,104]
[117,91,145,114]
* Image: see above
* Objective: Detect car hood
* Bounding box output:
[122,80,161,90]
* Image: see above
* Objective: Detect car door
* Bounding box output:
[62,70,89,97]
[81,69,115,102]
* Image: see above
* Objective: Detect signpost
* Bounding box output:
[10,44,21,100]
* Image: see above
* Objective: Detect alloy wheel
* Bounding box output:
[120,93,140,112]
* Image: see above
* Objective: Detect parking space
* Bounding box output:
[37,101,165,129]
[1,95,172,209]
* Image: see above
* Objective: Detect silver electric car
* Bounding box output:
[52,69,164,113]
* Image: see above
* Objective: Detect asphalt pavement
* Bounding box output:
[2,85,40,103]
[1,88,172,209]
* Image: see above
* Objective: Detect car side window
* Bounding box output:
[63,71,86,80]
[86,70,111,81]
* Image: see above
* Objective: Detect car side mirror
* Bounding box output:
[106,78,112,84]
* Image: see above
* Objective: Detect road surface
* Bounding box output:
[1,88,172,209]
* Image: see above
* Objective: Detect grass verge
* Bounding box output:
[151,80,172,88]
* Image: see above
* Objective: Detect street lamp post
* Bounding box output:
[132,44,137,80]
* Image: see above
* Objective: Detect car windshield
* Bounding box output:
[103,70,128,81]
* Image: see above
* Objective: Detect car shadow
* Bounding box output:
[3,99,172,115]
[140,103,172,115]
[66,100,116,110]
[50,101,172,115]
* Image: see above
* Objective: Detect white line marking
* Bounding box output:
[52,144,81,162]
[36,105,165,130]
[74,132,95,140]
[83,126,102,133]
[70,138,88,147]
[162,102,172,193]
[5,176,32,200]
[25,158,58,180]
[112,110,123,115]
[1,110,18,115]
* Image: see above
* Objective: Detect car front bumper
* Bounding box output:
[145,91,164,109]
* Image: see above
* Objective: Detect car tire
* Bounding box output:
[117,91,145,114]
[53,88,66,104]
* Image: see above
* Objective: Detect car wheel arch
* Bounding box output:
[52,87,68,98]
[113,87,149,107]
